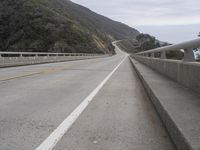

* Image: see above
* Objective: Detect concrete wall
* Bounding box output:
[0,55,108,68]
[132,55,200,94]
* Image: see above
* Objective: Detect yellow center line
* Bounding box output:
[0,59,99,82]
[0,66,71,82]
[0,72,44,82]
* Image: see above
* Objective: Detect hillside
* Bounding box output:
[117,34,162,53]
[0,0,139,54]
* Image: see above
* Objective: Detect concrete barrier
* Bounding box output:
[132,55,200,94]
[130,56,200,150]
[0,52,109,68]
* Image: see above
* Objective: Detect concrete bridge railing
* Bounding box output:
[0,51,108,68]
[133,38,200,94]
[136,38,200,62]
[130,39,200,150]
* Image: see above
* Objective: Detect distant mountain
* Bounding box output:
[0,0,139,54]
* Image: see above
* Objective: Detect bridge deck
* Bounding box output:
[54,57,175,150]
[0,46,175,149]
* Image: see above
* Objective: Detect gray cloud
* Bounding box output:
[71,0,200,26]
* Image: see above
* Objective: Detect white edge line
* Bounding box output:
[35,56,127,150]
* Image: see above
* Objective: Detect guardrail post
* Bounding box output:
[150,53,155,58]
[161,51,166,59]
[183,48,195,62]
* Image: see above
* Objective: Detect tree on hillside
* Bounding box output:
[136,33,160,51]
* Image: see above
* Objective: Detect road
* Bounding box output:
[0,44,175,150]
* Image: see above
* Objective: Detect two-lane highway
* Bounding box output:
[0,44,175,150]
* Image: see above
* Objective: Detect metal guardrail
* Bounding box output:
[136,38,200,62]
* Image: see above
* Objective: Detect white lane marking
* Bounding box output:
[35,56,127,150]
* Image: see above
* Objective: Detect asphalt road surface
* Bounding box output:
[0,44,175,150]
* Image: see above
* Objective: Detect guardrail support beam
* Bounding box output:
[183,48,195,62]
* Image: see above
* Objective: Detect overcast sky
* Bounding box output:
[71,0,200,43]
